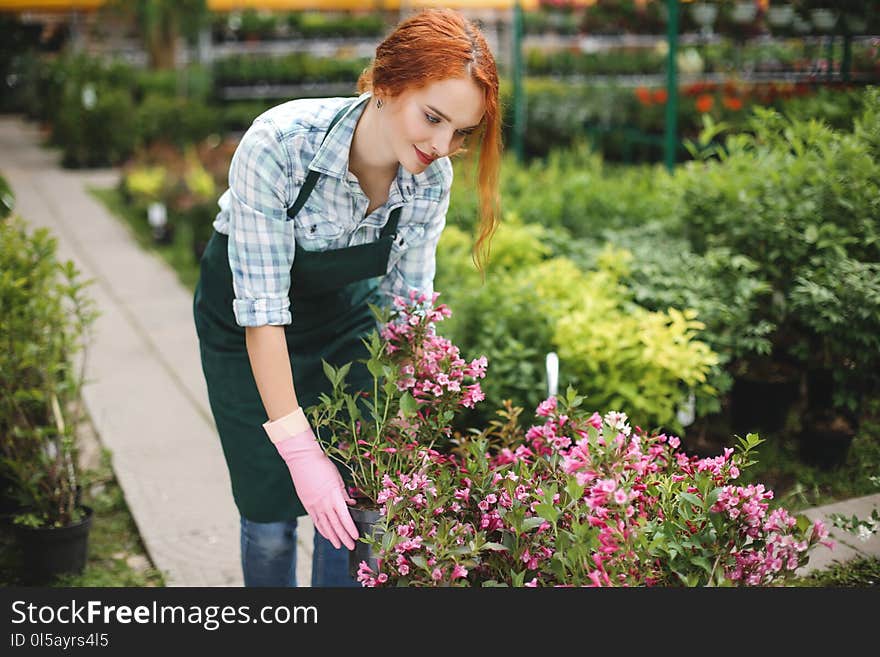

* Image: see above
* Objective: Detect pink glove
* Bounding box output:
[263,408,359,550]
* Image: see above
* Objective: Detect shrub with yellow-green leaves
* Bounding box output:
[435,218,719,433]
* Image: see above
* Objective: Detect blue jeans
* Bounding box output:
[240,516,360,587]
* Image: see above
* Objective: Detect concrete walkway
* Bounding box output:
[1,116,877,586]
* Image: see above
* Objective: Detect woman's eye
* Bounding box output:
[425,113,440,124]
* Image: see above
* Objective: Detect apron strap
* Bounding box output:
[380,206,401,240]
[287,101,353,221]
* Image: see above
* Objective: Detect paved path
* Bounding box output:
[1,116,876,586]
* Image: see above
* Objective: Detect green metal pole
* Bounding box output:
[664,0,679,172]
[512,0,525,163]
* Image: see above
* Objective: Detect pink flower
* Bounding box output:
[452,564,468,580]
[431,568,443,582]
[536,396,558,417]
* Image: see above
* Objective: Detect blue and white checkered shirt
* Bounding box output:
[213,92,453,328]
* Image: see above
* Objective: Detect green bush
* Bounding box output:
[782,86,868,131]
[674,89,880,412]
[450,144,674,237]
[219,101,276,132]
[525,48,666,77]
[54,85,138,168]
[0,216,98,528]
[790,256,880,409]
[136,94,223,148]
[291,11,385,38]
[134,65,213,103]
[212,53,368,86]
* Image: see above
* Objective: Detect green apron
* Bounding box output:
[193,102,402,522]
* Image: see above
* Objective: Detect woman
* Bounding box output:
[193,8,501,587]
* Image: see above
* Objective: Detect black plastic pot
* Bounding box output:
[348,505,383,579]
[16,505,93,584]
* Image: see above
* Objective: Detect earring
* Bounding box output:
[376,98,383,109]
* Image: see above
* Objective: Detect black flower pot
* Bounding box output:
[16,505,93,584]
[348,505,383,580]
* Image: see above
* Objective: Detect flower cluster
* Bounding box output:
[381,293,487,411]
[309,291,486,505]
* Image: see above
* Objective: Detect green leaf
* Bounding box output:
[337,362,351,385]
[680,492,703,509]
[383,381,397,398]
[398,391,418,417]
[522,516,547,531]
[366,356,384,380]
[481,542,508,552]
[322,360,337,387]
[804,225,818,244]
[535,503,559,523]
[691,556,713,574]
[796,514,812,533]
[565,480,585,502]
[345,395,361,423]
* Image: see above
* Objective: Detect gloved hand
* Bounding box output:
[263,408,359,551]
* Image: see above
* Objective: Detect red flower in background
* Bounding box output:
[635,86,653,106]
[652,88,668,104]
[722,96,743,111]
[695,94,714,113]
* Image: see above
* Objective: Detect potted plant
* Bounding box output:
[123,163,173,245]
[766,2,796,29]
[730,1,758,24]
[690,1,720,35]
[801,0,839,32]
[0,215,99,583]
[308,291,487,577]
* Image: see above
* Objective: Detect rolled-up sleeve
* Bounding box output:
[379,185,449,306]
[226,118,296,327]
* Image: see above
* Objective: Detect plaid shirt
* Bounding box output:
[213,92,453,328]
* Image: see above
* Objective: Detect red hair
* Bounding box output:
[357,9,502,273]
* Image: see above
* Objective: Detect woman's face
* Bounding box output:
[379,76,486,175]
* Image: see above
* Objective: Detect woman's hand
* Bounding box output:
[264,409,359,550]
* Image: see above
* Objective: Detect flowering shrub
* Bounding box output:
[312,294,831,586]
[357,391,831,587]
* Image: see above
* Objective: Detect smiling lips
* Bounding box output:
[414,146,435,165]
